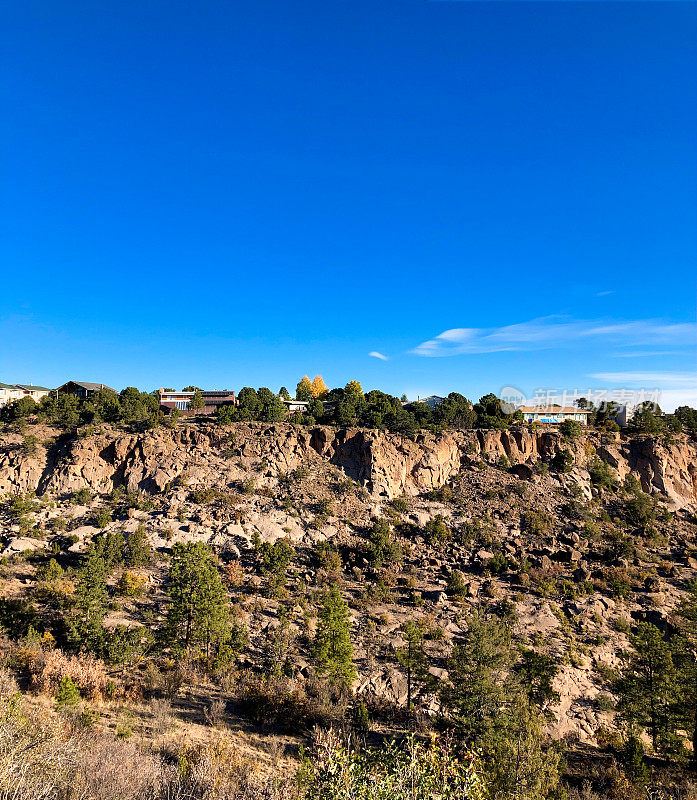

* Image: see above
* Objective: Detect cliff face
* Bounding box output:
[1,423,696,508]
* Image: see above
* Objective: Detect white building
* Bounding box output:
[519,405,589,425]
[0,382,51,408]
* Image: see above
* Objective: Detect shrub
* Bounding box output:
[367,519,402,568]
[559,419,582,440]
[424,514,451,544]
[624,493,656,527]
[32,649,110,700]
[115,570,148,598]
[21,435,39,456]
[589,458,614,489]
[224,560,244,587]
[72,488,93,506]
[446,570,468,598]
[95,508,112,528]
[522,510,553,536]
[309,728,486,800]
[551,449,573,473]
[486,553,509,575]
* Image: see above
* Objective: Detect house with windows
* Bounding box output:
[0,382,51,408]
[281,398,310,414]
[158,388,237,415]
[519,405,589,425]
[15,384,51,402]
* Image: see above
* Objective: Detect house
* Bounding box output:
[56,381,116,399]
[519,405,590,425]
[282,398,310,414]
[403,395,446,409]
[14,384,51,402]
[0,383,22,408]
[158,389,237,415]
[0,382,51,407]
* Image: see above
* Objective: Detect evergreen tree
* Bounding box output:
[486,696,562,800]
[516,647,559,710]
[236,387,261,420]
[296,376,314,401]
[675,583,697,763]
[442,612,513,744]
[165,542,230,662]
[124,524,152,567]
[75,547,109,650]
[278,386,291,400]
[91,530,125,570]
[257,387,287,422]
[396,620,429,710]
[313,583,356,689]
[614,622,680,755]
[55,675,80,710]
[188,388,205,411]
[344,380,364,400]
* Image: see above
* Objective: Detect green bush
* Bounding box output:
[308,729,486,800]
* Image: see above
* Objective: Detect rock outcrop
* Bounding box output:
[0,423,695,508]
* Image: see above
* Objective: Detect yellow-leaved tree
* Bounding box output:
[344,380,364,400]
[312,375,329,398]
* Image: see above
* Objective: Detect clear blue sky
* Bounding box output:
[2,1,696,408]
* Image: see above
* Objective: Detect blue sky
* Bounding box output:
[2,1,696,408]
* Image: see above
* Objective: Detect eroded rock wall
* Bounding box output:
[0,423,695,508]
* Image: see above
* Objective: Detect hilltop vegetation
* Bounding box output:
[0,406,697,799]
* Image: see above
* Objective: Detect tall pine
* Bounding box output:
[165,542,229,662]
[313,583,355,689]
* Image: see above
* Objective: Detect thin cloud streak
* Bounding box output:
[590,371,697,385]
[611,351,682,359]
[411,316,697,357]
[369,351,389,361]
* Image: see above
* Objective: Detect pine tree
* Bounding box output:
[296,376,314,401]
[674,584,697,762]
[396,620,429,710]
[516,647,559,710]
[165,542,230,662]
[76,547,109,649]
[124,524,152,567]
[188,388,205,410]
[313,583,355,689]
[55,675,80,710]
[442,612,513,744]
[614,622,680,755]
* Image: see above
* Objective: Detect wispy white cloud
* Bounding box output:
[596,290,614,297]
[411,316,696,357]
[611,351,681,359]
[369,351,389,361]
[590,371,697,385]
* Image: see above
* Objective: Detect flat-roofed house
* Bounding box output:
[57,381,115,399]
[519,405,590,425]
[158,389,237,415]
[281,398,309,414]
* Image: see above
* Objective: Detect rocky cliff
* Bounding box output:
[1,423,696,508]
